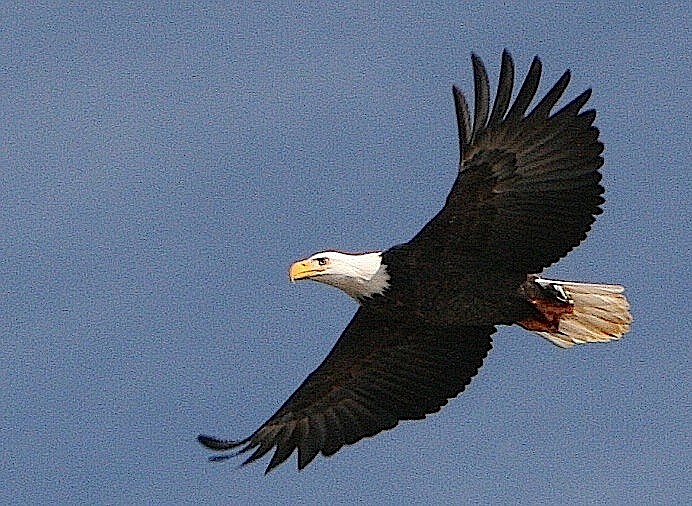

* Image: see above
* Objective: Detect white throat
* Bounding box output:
[308,251,390,301]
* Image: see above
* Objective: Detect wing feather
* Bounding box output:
[488,49,514,126]
[453,85,472,160]
[528,70,571,119]
[505,56,542,122]
[471,53,490,141]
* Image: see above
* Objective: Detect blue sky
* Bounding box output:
[1,2,689,504]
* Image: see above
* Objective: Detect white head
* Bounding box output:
[288,250,390,301]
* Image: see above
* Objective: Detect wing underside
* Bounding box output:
[199,309,494,472]
[407,50,604,291]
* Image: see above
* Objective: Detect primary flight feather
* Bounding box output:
[198,51,631,473]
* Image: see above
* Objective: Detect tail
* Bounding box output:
[520,279,632,349]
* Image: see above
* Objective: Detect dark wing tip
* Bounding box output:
[470,53,491,141]
[487,50,515,126]
[574,88,593,110]
[208,454,234,462]
[197,434,244,451]
[453,84,472,158]
[528,69,571,119]
[505,55,543,122]
[554,88,594,119]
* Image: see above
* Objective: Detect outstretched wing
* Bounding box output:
[408,50,604,289]
[199,309,494,473]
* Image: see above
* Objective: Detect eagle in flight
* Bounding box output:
[198,51,631,473]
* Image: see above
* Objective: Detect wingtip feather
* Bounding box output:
[197,434,245,451]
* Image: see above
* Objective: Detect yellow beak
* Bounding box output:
[289,260,325,281]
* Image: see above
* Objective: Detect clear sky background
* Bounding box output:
[1,2,689,505]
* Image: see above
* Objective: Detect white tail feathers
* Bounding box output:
[531,280,632,349]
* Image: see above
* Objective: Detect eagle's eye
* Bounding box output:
[316,257,329,266]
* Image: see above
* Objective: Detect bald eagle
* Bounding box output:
[198,51,632,473]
